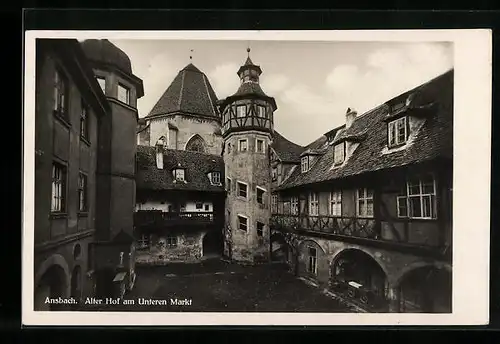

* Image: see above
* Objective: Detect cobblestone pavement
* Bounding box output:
[80,259,357,312]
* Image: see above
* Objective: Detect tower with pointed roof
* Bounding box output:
[219,49,277,263]
[141,61,222,155]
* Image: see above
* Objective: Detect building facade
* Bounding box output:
[269,70,454,313]
[33,38,144,310]
[134,62,225,264]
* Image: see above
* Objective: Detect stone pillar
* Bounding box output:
[387,286,401,313]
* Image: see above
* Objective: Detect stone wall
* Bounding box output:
[136,232,205,264]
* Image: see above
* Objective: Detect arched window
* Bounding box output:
[185,134,207,153]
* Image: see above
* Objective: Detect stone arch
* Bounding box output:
[34,254,71,310]
[296,239,329,284]
[329,248,389,310]
[185,134,207,153]
[202,229,224,258]
[394,262,452,313]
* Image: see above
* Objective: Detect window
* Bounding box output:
[54,69,68,118]
[204,204,210,211]
[196,202,203,210]
[211,172,221,185]
[237,182,248,198]
[291,196,299,215]
[271,194,278,213]
[80,99,89,141]
[309,192,319,216]
[238,139,248,152]
[186,135,206,153]
[96,76,106,93]
[307,247,318,275]
[397,175,437,219]
[301,156,309,173]
[51,162,66,212]
[237,105,246,118]
[256,139,265,153]
[173,169,185,181]
[272,167,277,181]
[226,178,232,194]
[78,173,88,212]
[334,142,345,165]
[329,191,342,216]
[256,187,265,205]
[256,222,264,237]
[137,234,149,250]
[166,236,177,248]
[238,215,248,231]
[118,83,130,105]
[388,117,408,147]
[357,188,374,218]
[257,105,266,118]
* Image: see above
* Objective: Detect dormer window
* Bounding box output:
[173,168,185,181]
[334,142,345,165]
[210,172,221,185]
[301,156,309,173]
[388,116,408,148]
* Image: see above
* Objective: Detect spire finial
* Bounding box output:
[189,49,193,61]
[247,47,251,57]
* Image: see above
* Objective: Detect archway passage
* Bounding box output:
[270,232,289,262]
[185,134,207,153]
[398,266,452,313]
[330,249,388,310]
[34,265,67,311]
[202,229,224,258]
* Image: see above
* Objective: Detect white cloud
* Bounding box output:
[208,63,241,98]
[261,74,290,95]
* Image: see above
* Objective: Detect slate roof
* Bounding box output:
[136,145,225,192]
[271,131,304,163]
[231,82,269,98]
[277,69,453,190]
[146,63,219,119]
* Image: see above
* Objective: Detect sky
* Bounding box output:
[111,39,453,146]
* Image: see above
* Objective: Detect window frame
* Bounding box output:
[54,68,69,121]
[211,171,221,185]
[271,194,278,214]
[309,192,319,216]
[334,142,346,165]
[307,246,318,275]
[238,215,248,232]
[388,116,409,148]
[301,156,309,173]
[237,181,248,199]
[356,188,374,218]
[173,168,186,182]
[117,83,130,105]
[165,236,178,248]
[291,196,299,215]
[256,186,266,205]
[257,105,266,118]
[238,139,248,152]
[256,222,264,237]
[137,234,150,250]
[80,98,90,142]
[397,176,437,220]
[255,138,265,153]
[329,191,342,216]
[236,105,246,118]
[78,172,88,213]
[271,167,277,181]
[51,161,67,213]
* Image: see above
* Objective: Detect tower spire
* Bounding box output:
[189,49,193,62]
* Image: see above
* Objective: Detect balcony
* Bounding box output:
[270,214,447,255]
[134,210,216,228]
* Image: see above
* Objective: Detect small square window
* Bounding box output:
[211,172,221,185]
[238,215,248,231]
[239,139,248,152]
[204,204,210,211]
[196,202,203,210]
[174,169,185,181]
[256,222,264,237]
[238,182,248,198]
[166,236,177,248]
[118,83,130,105]
[256,188,265,204]
[256,139,265,153]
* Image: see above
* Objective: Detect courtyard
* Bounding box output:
[82,259,357,312]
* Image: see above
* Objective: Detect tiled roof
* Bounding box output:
[231,82,269,98]
[278,69,453,190]
[136,145,225,192]
[271,131,304,163]
[146,63,219,119]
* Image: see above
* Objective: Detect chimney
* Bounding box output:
[346,107,357,129]
[156,139,164,169]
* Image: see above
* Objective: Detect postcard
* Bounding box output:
[22,29,491,326]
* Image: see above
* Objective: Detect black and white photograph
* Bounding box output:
[22,30,491,326]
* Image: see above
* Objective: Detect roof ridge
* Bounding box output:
[178,69,186,110]
[202,73,217,118]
